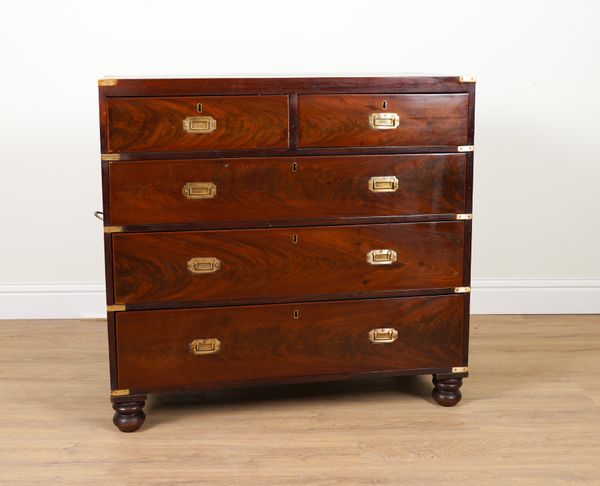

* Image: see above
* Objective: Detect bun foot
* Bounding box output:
[432,376,463,407]
[112,400,146,432]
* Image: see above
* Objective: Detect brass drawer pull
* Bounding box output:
[369,328,398,344]
[369,112,400,129]
[189,338,221,356]
[182,182,217,199]
[367,249,397,265]
[369,176,398,192]
[183,115,217,134]
[187,257,221,274]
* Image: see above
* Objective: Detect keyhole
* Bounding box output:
[293,309,300,319]
[382,100,388,110]
[292,234,298,244]
[292,162,298,172]
[197,103,203,113]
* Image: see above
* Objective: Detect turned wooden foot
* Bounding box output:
[432,375,463,407]
[112,400,146,432]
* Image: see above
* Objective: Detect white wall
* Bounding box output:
[1,0,599,318]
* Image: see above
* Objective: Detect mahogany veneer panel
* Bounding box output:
[298,94,469,148]
[112,222,465,305]
[108,154,467,225]
[107,95,289,153]
[116,295,464,391]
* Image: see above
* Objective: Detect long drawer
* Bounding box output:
[106,95,289,153]
[298,94,469,148]
[116,295,465,390]
[108,154,467,225]
[112,222,465,305]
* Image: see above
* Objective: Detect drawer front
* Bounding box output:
[116,295,464,390]
[112,222,464,305]
[298,94,468,148]
[108,154,467,225]
[106,95,289,153]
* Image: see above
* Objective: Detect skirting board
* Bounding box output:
[0,279,599,319]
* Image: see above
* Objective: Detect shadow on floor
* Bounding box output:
[145,375,434,426]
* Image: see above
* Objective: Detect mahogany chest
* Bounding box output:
[98,76,475,432]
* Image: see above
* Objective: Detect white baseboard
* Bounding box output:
[0,283,106,320]
[0,279,599,319]
[470,278,600,314]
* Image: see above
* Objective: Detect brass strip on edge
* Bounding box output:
[458,76,476,83]
[101,154,120,161]
[99,78,118,87]
[111,389,130,397]
[107,304,126,312]
[454,287,471,294]
[103,226,124,234]
[452,366,469,373]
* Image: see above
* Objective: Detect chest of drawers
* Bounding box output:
[98,76,475,432]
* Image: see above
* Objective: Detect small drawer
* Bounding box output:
[111,222,465,305]
[107,154,467,225]
[116,295,465,391]
[106,95,289,153]
[298,94,469,148]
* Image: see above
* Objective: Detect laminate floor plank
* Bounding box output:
[1,315,599,485]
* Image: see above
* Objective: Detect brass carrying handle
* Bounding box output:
[369,113,400,129]
[367,249,397,265]
[189,338,221,355]
[369,328,398,344]
[369,176,398,192]
[93,211,104,221]
[182,182,217,199]
[187,257,221,274]
[183,115,217,134]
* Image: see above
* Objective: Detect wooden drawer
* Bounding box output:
[298,94,469,148]
[106,95,289,153]
[108,154,467,225]
[112,222,464,305]
[116,295,464,391]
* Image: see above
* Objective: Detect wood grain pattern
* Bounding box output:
[108,154,467,225]
[112,222,465,305]
[99,76,473,97]
[298,94,468,147]
[107,95,289,153]
[116,295,464,391]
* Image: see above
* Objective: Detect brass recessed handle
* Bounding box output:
[369,113,399,129]
[187,257,221,274]
[183,115,217,134]
[369,176,398,192]
[182,182,217,199]
[189,338,221,355]
[367,249,397,265]
[369,328,398,344]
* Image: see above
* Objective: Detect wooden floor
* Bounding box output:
[1,316,600,485]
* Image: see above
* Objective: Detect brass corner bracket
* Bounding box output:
[456,213,473,220]
[459,76,476,83]
[99,78,118,87]
[111,389,130,397]
[107,304,126,312]
[454,286,471,294]
[104,226,124,234]
[452,366,469,373]
[457,145,474,152]
[101,154,120,161]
